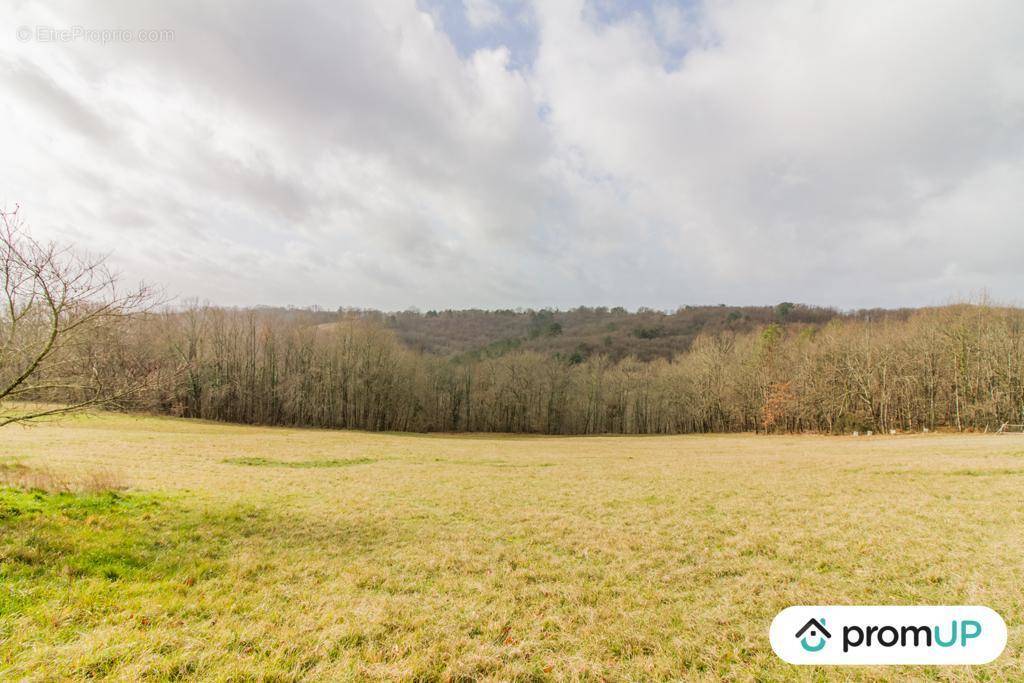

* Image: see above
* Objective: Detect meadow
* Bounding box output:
[1,412,1022,681]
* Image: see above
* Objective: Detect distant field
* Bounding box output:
[1,413,1022,680]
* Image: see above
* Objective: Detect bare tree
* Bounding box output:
[0,205,157,426]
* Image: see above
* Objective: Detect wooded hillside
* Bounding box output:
[284,303,907,361]
[40,301,1023,435]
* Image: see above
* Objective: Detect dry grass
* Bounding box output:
[0,460,125,494]
[1,411,1023,680]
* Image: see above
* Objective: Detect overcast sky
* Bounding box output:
[2,0,1022,310]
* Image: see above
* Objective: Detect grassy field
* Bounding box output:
[1,413,1022,681]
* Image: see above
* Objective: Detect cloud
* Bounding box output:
[531,0,1024,303]
[1,0,1022,309]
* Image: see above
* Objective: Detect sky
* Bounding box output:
[1,0,1022,311]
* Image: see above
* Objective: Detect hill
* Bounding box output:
[378,304,844,361]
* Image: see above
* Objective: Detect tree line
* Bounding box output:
[61,302,1022,434]
[7,212,1019,434]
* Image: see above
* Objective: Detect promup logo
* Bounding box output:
[795,618,830,652]
[770,606,1006,665]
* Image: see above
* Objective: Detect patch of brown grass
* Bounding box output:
[0,460,126,494]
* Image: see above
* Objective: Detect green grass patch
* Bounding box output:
[0,487,151,520]
[223,456,376,468]
[0,481,384,679]
[1,488,167,639]
[0,488,175,592]
[0,487,242,665]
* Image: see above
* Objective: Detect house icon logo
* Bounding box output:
[795,617,831,652]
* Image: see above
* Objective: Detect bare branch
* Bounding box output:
[0,205,159,426]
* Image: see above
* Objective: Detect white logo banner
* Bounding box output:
[770,606,1007,665]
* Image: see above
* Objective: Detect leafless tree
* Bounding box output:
[0,205,157,426]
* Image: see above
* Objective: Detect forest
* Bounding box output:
[12,208,1007,437]
[55,301,1024,435]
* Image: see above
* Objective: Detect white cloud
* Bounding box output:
[1,0,1022,309]
[531,0,1024,304]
